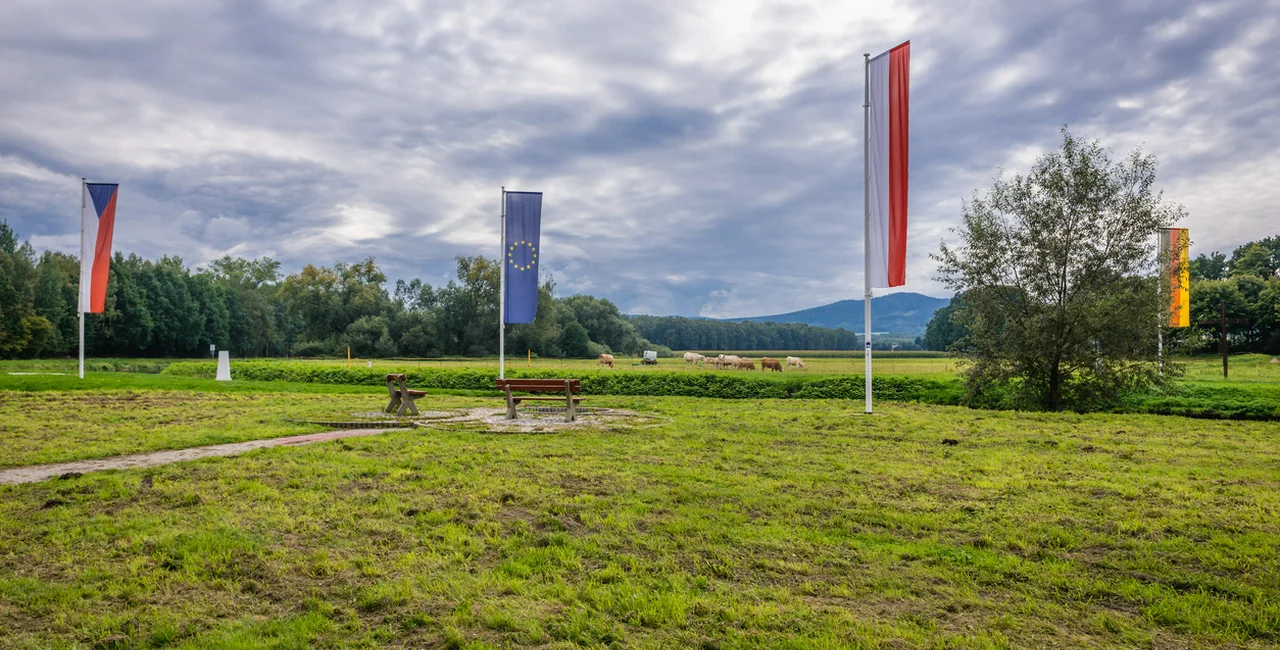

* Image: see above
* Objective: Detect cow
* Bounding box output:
[597,353,614,368]
[786,356,806,371]
[736,357,755,371]
[684,352,705,365]
[722,355,740,369]
[760,357,783,372]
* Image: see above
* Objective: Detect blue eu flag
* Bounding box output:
[504,191,542,324]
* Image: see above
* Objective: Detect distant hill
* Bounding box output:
[721,292,949,335]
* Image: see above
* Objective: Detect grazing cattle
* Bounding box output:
[736,357,755,371]
[722,355,740,369]
[684,352,705,365]
[760,357,783,372]
[786,356,806,370]
[597,353,614,368]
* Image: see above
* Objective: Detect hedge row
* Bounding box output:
[162,361,1280,420]
[162,361,964,403]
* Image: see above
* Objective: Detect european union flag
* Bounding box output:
[503,191,542,324]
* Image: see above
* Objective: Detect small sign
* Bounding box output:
[865,341,872,349]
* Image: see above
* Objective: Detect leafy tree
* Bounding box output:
[559,320,590,358]
[1230,236,1280,279]
[560,295,642,354]
[1231,243,1277,279]
[923,294,970,352]
[934,128,1185,410]
[34,252,79,355]
[1190,251,1228,280]
[346,315,391,357]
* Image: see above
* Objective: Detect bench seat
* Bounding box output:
[385,374,426,416]
[496,378,585,421]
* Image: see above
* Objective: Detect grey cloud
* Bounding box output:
[0,0,1276,318]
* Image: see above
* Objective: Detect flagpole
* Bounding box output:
[78,178,86,380]
[1157,233,1164,375]
[499,186,506,380]
[863,53,873,414]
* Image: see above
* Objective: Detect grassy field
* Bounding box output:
[1,374,1278,648]
[5,353,1278,383]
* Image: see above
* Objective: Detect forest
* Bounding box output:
[0,222,869,359]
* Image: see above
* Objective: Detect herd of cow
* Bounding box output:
[594,352,807,371]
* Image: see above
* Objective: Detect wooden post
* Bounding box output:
[347,346,351,369]
[1220,300,1228,379]
[528,349,531,367]
[1196,300,1249,380]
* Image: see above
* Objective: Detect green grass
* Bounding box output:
[0,374,493,468]
[0,375,1277,648]
[8,352,1276,383]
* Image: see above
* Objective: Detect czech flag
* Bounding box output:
[867,41,909,288]
[79,183,119,314]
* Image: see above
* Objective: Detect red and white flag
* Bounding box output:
[867,41,909,288]
[79,182,119,313]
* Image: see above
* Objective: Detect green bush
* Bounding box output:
[162,361,962,403]
[160,361,1280,420]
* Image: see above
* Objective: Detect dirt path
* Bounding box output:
[0,429,405,486]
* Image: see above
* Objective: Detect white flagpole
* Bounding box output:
[499,186,506,380]
[863,53,873,414]
[78,178,86,380]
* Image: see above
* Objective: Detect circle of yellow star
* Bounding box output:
[507,241,538,272]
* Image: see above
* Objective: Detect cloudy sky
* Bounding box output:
[1,0,1277,317]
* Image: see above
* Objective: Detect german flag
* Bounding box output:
[1159,228,1190,328]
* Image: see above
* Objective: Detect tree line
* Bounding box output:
[925,234,1280,356]
[0,222,873,360]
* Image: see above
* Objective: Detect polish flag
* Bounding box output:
[867,41,910,288]
[79,183,119,313]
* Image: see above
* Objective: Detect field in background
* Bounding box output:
[1,373,1277,648]
[5,353,1278,384]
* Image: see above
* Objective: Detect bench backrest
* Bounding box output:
[496,378,582,393]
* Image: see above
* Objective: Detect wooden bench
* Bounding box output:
[495,378,585,422]
[385,374,427,416]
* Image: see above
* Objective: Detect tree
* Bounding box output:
[923,294,970,352]
[1190,251,1229,280]
[34,252,79,355]
[934,128,1186,411]
[559,320,590,358]
[1231,243,1277,279]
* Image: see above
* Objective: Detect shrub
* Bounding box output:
[159,361,1280,420]
[162,361,961,402]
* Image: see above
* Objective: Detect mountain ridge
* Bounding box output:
[716,292,949,335]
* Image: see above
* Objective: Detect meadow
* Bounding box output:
[6,352,1277,383]
[2,363,1280,647]
[0,367,1278,648]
